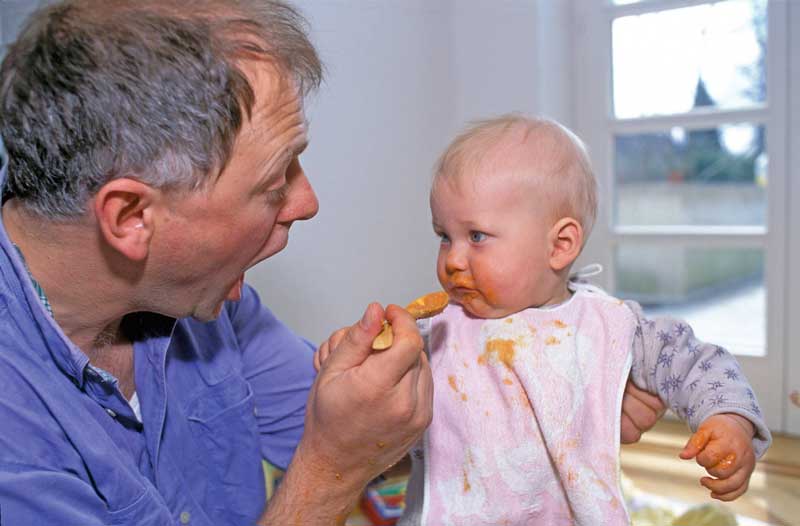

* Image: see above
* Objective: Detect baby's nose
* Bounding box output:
[444,244,468,273]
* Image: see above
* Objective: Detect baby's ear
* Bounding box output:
[548,217,583,271]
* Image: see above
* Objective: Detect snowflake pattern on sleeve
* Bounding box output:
[625,300,772,458]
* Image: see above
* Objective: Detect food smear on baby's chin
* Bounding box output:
[458,289,481,304]
[478,338,516,370]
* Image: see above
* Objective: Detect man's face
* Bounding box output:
[430,171,554,319]
[153,62,318,320]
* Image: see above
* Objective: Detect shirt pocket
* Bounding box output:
[108,483,173,526]
[186,374,265,525]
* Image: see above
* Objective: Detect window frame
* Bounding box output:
[573,0,790,431]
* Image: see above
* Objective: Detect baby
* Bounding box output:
[319,115,771,525]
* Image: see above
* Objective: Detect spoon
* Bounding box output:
[371,291,450,350]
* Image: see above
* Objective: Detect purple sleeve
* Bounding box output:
[626,300,771,458]
[225,284,317,470]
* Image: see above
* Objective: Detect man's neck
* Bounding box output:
[3,200,130,353]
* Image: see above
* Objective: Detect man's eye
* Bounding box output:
[469,231,487,243]
[265,184,290,204]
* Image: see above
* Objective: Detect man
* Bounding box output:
[0,1,662,524]
[0,1,431,524]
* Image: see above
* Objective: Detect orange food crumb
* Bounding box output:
[690,429,711,450]
[448,375,459,392]
[479,338,516,369]
[716,453,736,469]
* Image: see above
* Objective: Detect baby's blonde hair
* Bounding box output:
[433,114,598,239]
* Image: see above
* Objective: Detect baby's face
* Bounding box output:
[430,172,556,319]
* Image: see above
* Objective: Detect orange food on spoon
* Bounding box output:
[372,291,449,350]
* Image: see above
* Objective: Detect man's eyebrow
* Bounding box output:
[295,139,308,155]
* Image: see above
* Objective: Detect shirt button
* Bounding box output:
[105,408,117,418]
[180,511,191,524]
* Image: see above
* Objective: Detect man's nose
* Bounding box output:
[283,164,319,223]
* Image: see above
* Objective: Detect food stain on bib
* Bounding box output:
[448,374,468,401]
[462,467,472,493]
[479,338,516,369]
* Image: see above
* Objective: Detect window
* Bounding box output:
[574,0,792,431]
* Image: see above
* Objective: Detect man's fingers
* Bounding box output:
[620,380,666,444]
[626,380,667,414]
[620,414,642,444]
[417,351,434,427]
[361,305,425,386]
[393,346,434,433]
[680,429,711,460]
[329,328,348,350]
[324,303,385,372]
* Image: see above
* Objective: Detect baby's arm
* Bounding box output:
[626,300,771,500]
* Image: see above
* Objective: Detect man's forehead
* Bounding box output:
[238,72,307,148]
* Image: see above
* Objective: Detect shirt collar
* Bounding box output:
[0,137,91,385]
[0,138,177,389]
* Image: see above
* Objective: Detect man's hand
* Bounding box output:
[679,413,756,501]
[620,379,667,444]
[262,303,433,524]
[314,326,346,371]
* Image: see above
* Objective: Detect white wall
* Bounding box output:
[0,0,574,345]
[249,1,574,344]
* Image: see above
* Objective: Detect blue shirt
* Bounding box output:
[0,149,316,525]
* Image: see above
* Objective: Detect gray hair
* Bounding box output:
[433,114,598,239]
[0,0,322,218]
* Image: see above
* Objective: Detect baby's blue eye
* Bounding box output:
[438,232,451,244]
[469,231,487,243]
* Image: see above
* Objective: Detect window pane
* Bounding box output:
[615,245,765,356]
[614,124,766,226]
[612,0,767,118]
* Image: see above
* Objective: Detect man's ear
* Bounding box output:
[548,217,583,271]
[93,178,157,262]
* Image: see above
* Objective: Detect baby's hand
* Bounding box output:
[679,413,756,501]
[313,327,348,372]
